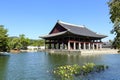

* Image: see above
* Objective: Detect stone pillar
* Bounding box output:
[59,43,61,49]
[65,43,67,49]
[52,43,54,49]
[56,43,58,49]
[99,43,102,49]
[88,43,90,50]
[84,42,86,50]
[58,43,60,49]
[79,42,81,50]
[62,43,64,49]
[74,42,76,50]
[68,41,70,50]
[63,43,65,49]
[92,43,94,50]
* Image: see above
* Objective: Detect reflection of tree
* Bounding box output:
[0,56,9,80]
[46,53,103,67]
[45,53,103,80]
[46,53,68,67]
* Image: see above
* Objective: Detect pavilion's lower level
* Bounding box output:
[45,39,103,50]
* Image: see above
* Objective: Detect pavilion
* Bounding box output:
[41,20,107,51]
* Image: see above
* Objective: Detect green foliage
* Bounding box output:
[108,0,120,23]
[8,35,44,50]
[82,63,95,75]
[53,63,108,80]
[53,64,81,80]
[19,34,30,49]
[8,37,22,50]
[108,0,120,49]
[30,39,44,46]
[0,24,44,51]
[0,25,9,52]
[8,34,30,50]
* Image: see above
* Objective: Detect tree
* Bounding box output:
[108,0,120,49]
[8,37,22,50]
[19,34,30,50]
[8,34,30,50]
[29,39,44,46]
[0,25,8,52]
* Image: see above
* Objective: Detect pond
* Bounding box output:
[0,52,120,80]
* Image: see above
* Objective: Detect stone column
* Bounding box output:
[88,43,90,50]
[68,41,70,50]
[79,42,81,50]
[52,43,54,49]
[56,43,58,49]
[74,42,76,50]
[84,42,86,50]
[99,43,102,49]
[62,42,64,49]
[92,43,94,50]
[58,43,60,49]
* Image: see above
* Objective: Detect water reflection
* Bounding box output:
[0,56,9,80]
[46,53,120,80]
[0,52,120,80]
[46,53,104,66]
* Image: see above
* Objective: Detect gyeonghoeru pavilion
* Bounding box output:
[41,20,107,53]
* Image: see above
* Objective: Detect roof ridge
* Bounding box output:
[58,20,85,28]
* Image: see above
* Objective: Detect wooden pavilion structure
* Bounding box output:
[41,21,107,51]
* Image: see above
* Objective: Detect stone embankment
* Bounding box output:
[44,48,118,55]
[81,48,118,55]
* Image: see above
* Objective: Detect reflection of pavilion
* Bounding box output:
[41,21,107,51]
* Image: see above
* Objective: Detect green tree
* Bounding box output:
[19,34,30,50]
[30,39,44,46]
[8,34,30,50]
[108,0,120,49]
[8,37,22,50]
[0,25,8,52]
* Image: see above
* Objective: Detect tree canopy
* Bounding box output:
[8,34,30,50]
[108,0,120,49]
[8,35,44,50]
[0,25,8,52]
[0,25,44,52]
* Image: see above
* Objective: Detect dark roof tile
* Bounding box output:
[58,21,107,38]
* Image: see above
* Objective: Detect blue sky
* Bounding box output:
[0,0,114,41]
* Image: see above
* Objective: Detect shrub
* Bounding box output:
[53,63,108,80]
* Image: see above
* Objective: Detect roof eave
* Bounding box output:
[40,31,68,39]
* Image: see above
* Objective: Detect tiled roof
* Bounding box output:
[41,21,107,39]
[58,21,107,38]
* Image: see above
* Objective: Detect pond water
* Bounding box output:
[0,52,120,80]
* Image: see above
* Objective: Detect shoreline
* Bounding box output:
[9,48,119,55]
[43,48,118,55]
[80,49,118,55]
